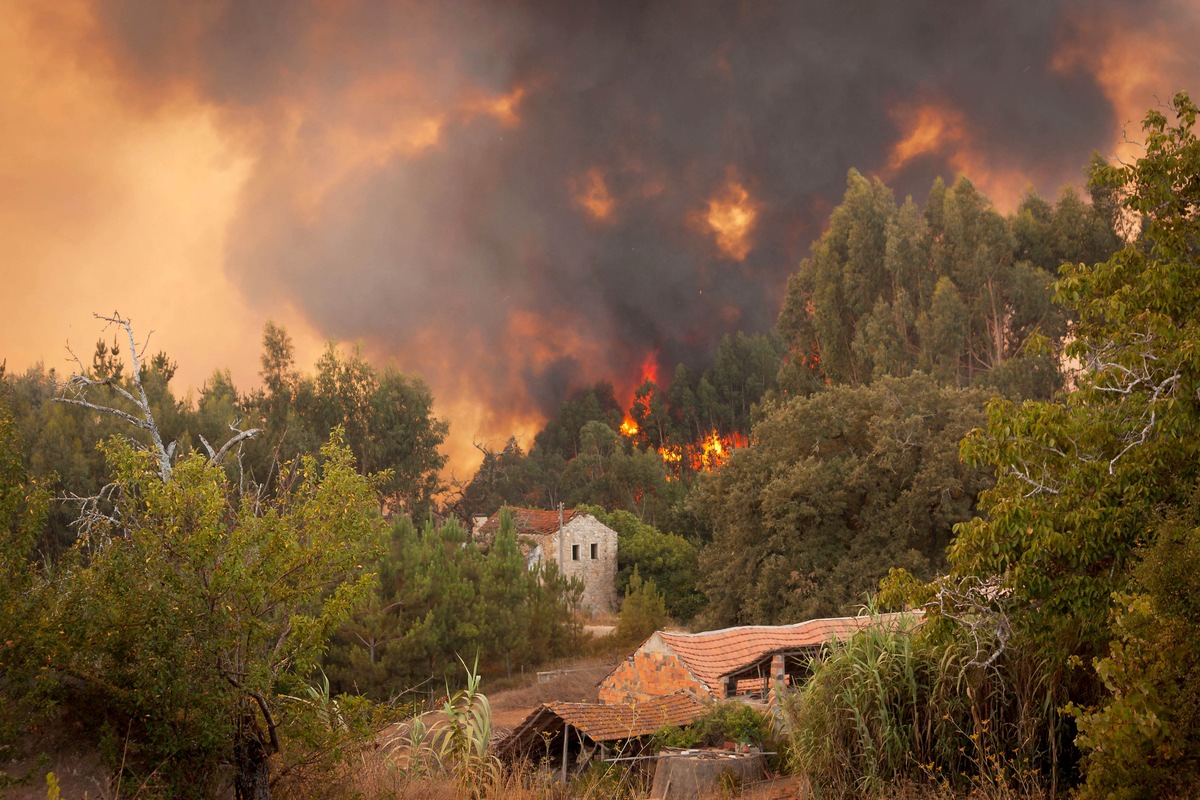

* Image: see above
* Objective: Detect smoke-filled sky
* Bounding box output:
[3,0,1199,474]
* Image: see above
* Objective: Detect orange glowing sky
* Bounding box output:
[3,0,1199,475]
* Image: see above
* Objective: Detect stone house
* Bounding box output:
[598,612,921,704]
[473,507,618,615]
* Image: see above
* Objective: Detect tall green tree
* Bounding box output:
[245,325,448,517]
[695,374,990,626]
[947,92,1200,793]
[777,169,1116,400]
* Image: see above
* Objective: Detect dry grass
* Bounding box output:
[488,657,617,729]
[358,763,568,800]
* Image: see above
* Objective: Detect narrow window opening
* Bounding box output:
[590,543,598,559]
[572,544,580,561]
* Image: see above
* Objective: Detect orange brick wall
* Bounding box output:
[598,649,710,704]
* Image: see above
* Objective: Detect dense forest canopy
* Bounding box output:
[11,95,1200,794]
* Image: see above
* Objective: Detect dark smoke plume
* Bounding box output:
[78,0,1197,442]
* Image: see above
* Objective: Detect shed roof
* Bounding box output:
[476,507,582,538]
[615,612,921,695]
[496,691,707,759]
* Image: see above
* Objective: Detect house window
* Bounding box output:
[590,543,598,560]
[572,544,580,561]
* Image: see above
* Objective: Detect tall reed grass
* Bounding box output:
[781,611,1054,799]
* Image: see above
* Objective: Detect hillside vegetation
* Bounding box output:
[3,93,1199,797]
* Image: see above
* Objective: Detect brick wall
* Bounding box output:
[599,648,710,704]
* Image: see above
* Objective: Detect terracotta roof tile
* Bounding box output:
[477,507,581,537]
[549,691,707,740]
[657,612,920,694]
[497,692,707,758]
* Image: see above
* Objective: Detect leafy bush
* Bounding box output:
[783,608,1059,799]
[1073,516,1200,799]
[655,702,776,750]
[40,435,385,795]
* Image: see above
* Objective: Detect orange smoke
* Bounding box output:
[571,167,616,222]
[466,86,525,127]
[886,101,968,173]
[1052,8,1200,169]
[705,179,761,260]
[884,98,1031,211]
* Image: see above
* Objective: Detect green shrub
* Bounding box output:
[655,702,775,750]
[782,609,1057,799]
[1074,517,1200,799]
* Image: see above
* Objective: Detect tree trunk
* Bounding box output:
[234,715,271,800]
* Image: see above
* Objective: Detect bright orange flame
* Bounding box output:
[651,429,748,479]
[639,352,659,386]
[705,181,760,260]
[617,351,660,441]
[571,167,615,222]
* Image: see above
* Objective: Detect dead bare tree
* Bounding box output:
[54,312,262,541]
[56,311,261,481]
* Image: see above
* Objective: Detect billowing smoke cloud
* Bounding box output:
[69,0,1200,453]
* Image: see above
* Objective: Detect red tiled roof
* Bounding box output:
[553,691,707,740]
[496,691,707,759]
[655,612,920,694]
[476,507,581,537]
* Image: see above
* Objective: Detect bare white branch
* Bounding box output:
[928,575,1013,670]
[212,427,263,466]
[54,312,262,490]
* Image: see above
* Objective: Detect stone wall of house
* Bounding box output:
[598,648,710,704]
[538,514,617,615]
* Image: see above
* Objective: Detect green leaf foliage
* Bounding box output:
[615,567,669,645]
[946,92,1200,793]
[0,396,51,741]
[43,433,386,792]
[326,511,583,697]
[950,92,1200,665]
[695,374,991,626]
[1074,518,1200,799]
[777,169,1116,399]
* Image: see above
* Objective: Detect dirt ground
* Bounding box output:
[2,712,112,800]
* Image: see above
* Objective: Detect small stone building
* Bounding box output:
[473,507,618,615]
[599,612,921,704]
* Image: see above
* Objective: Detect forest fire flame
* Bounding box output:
[619,352,659,435]
[652,429,748,477]
[616,352,747,475]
